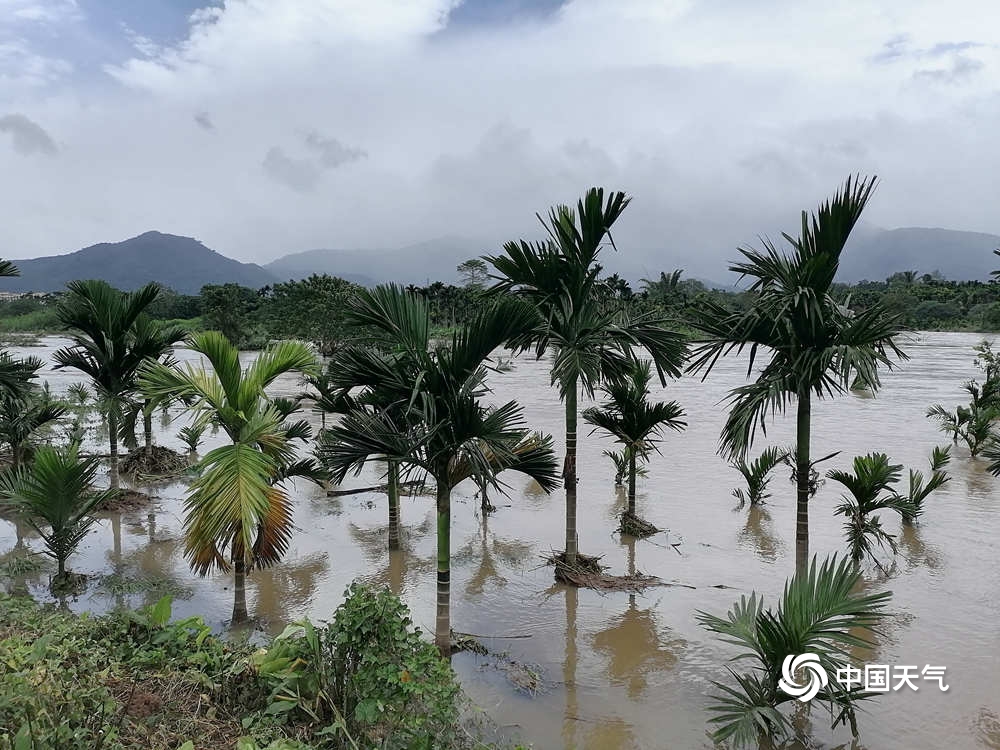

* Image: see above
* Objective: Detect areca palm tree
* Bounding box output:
[318,285,560,655]
[485,187,687,566]
[827,453,910,567]
[582,359,685,521]
[0,446,116,586]
[697,555,891,748]
[897,446,950,525]
[54,281,184,489]
[0,379,66,468]
[689,176,906,573]
[730,446,789,509]
[138,332,319,622]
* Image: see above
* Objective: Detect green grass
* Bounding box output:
[0,308,61,333]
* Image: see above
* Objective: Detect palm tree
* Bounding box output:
[0,446,116,586]
[54,281,183,489]
[827,453,910,567]
[689,176,906,573]
[697,555,891,748]
[897,446,951,525]
[319,285,560,655]
[0,378,66,468]
[926,403,971,444]
[485,187,687,566]
[138,332,319,623]
[582,359,685,523]
[730,446,789,509]
[300,370,354,431]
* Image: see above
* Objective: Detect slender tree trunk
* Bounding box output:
[627,448,637,516]
[108,406,120,490]
[57,556,66,578]
[435,483,452,657]
[143,403,153,457]
[387,460,400,551]
[232,558,249,624]
[564,376,579,565]
[11,443,21,470]
[795,384,812,575]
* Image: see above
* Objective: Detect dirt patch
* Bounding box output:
[107,676,245,749]
[618,511,660,538]
[121,446,189,478]
[99,489,153,514]
[125,690,163,719]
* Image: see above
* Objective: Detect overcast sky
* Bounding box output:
[2,0,998,277]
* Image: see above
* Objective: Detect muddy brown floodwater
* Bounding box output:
[2,333,1000,749]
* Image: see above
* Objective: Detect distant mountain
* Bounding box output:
[1,232,276,294]
[265,236,487,286]
[839,226,1000,282]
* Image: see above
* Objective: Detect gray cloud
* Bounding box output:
[915,54,985,83]
[194,112,214,130]
[263,132,366,191]
[304,132,366,168]
[262,147,321,192]
[0,114,57,155]
[2,0,999,273]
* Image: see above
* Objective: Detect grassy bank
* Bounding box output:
[0,586,504,750]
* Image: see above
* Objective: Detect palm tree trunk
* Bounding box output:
[143,403,153,457]
[108,405,120,490]
[627,448,637,516]
[387,460,400,551]
[435,482,451,657]
[564,376,579,565]
[232,558,249,624]
[11,443,21,470]
[795,384,811,575]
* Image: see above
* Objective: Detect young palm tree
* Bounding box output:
[486,187,687,566]
[582,359,685,521]
[0,382,66,468]
[730,446,789,509]
[926,403,971,444]
[827,453,911,567]
[138,332,319,623]
[319,285,560,655]
[54,281,184,489]
[896,446,950,525]
[689,176,906,573]
[0,446,116,586]
[697,555,891,748]
[177,424,207,453]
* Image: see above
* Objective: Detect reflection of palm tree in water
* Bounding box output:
[250,552,329,633]
[896,523,943,570]
[737,505,783,562]
[348,510,435,596]
[0,518,49,595]
[451,509,533,597]
[562,584,580,749]
[592,537,683,700]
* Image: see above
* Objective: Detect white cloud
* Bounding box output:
[0,0,998,276]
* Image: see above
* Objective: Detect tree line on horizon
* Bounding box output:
[6,258,1000,351]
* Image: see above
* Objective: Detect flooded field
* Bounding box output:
[2,333,999,750]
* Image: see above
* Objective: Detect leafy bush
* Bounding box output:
[0,584,480,750]
[252,582,461,749]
